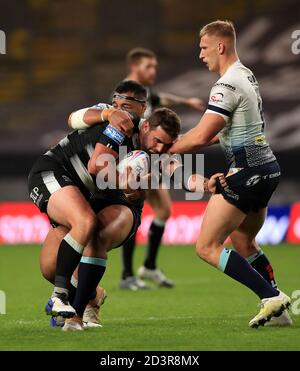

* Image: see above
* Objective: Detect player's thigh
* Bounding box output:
[47,185,96,231]
[230,208,267,257]
[84,204,134,258]
[146,188,172,220]
[40,226,69,282]
[197,194,246,248]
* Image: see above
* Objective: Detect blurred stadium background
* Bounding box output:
[1,0,300,351]
[0,0,300,246]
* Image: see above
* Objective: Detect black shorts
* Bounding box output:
[216,161,281,214]
[28,155,90,213]
[28,155,141,247]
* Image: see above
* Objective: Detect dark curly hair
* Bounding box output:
[148,108,181,139]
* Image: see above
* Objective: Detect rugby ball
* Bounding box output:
[117,150,150,178]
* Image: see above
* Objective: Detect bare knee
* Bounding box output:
[153,205,171,221]
[84,238,109,260]
[71,212,98,244]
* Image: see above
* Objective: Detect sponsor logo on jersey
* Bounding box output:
[255,135,267,145]
[223,187,239,200]
[210,92,224,103]
[103,125,125,145]
[213,82,236,91]
[247,74,258,85]
[30,187,40,203]
[246,175,261,187]
[269,171,281,179]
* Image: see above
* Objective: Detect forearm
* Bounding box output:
[159,92,189,107]
[68,108,115,129]
[169,113,225,153]
[169,129,208,153]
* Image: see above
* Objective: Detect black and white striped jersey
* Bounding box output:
[44,121,135,194]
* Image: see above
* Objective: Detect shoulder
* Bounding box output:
[212,65,241,94]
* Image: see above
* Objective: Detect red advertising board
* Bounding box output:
[0,201,294,245]
[0,203,50,244]
[0,201,208,245]
[286,202,300,243]
[136,201,207,244]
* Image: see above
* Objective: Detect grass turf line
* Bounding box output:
[0,244,299,350]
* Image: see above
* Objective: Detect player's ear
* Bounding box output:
[218,42,225,55]
[142,120,150,132]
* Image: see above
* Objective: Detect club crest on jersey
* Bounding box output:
[103,125,125,145]
[246,175,261,187]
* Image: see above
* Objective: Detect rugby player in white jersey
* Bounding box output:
[169,20,292,327]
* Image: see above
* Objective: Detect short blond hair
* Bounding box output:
[199,20,236,41]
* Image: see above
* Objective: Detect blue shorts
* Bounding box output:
[216,161,281,214]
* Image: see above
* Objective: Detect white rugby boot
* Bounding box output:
[249,291,291,328]
[45,293,76,318]
[264,309,293,327]
[119,276,149,291]
[138,266,174,288]
[83,287,107,328]
[62,316,84,331]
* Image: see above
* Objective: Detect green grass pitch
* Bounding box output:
[0,244,299,350]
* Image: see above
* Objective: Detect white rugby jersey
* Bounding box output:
[206,60,276,168]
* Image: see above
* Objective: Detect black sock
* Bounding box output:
[144,219,165,270]
[121,234,136,279]
[54,233,84,296]
[68,275,97,306]
[219,248,279,299]
[72,257,107,318]
[248,250,277,289]
[68,278,77,305]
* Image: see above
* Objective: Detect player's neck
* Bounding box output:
[219,54,239,76]
[126,73,140,83]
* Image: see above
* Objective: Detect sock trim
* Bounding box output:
[153,218,166,227]
[70,275,78,288]
[218,248,232,272]
[80,256,107,267]
[64,233,84,254]
[246,250,263,265]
